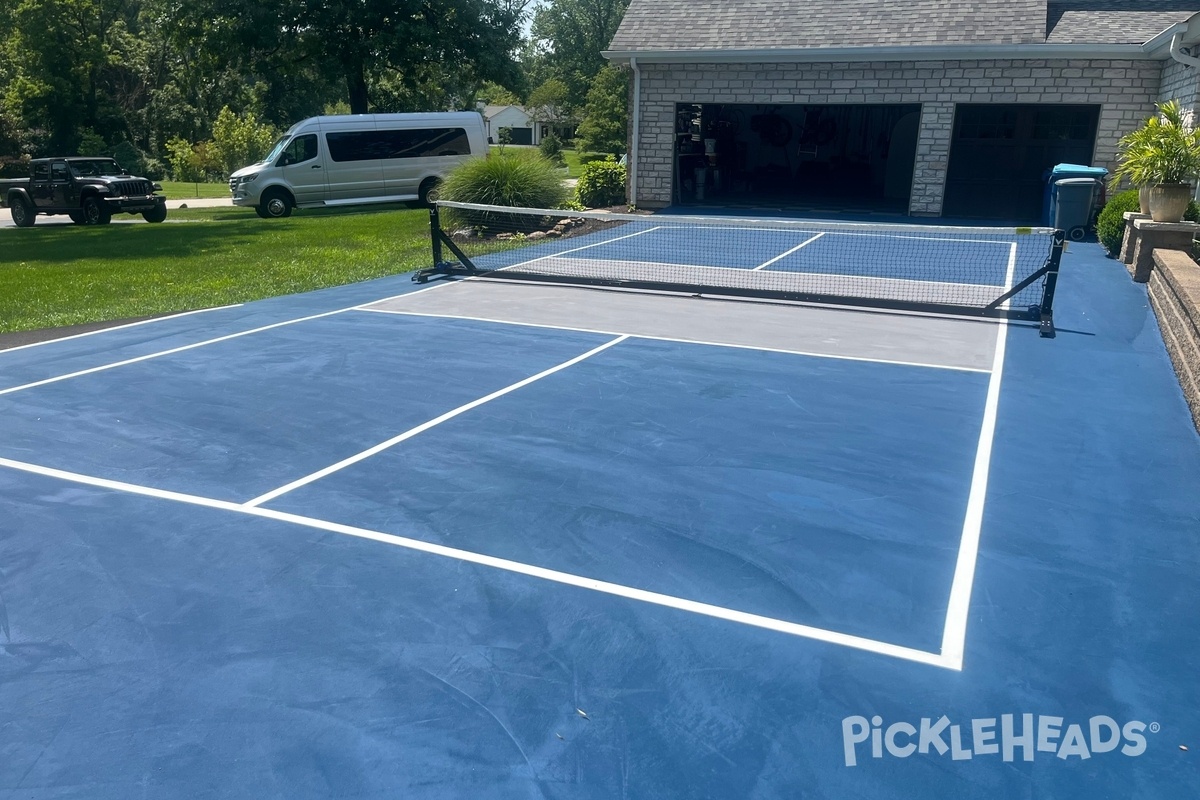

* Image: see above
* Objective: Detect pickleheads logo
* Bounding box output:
[842,714,1156,767]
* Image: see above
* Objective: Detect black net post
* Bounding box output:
[429,205,443,269]
[1038,230,1066,338]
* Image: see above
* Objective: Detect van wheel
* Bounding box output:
[82,196,111,225]
[260,188,293,218]
[10,196,35,227]
[418,178,441,207]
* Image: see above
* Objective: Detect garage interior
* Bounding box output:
[943,104,1101,222]
[673,103,922,212]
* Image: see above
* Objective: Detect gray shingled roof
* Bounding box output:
[1046,2,1197,44]
[608,0,1196,52]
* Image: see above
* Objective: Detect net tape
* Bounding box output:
[428,201,1062,318]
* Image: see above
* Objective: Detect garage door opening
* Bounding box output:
[944,104,1101,222]
[673,103,921,212]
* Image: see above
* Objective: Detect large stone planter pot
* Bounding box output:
[1139,185,1151,214]
[1148,184,1192,222]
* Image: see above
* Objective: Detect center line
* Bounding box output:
[752,233,825,271]
[242,334,630,507]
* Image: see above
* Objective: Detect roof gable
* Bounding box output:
[1046,1,1198,44]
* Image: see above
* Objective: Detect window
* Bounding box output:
[32,163,50,181]
[325,128,472,162]
[51,163,70,181]
[278,134,318,166]
[954,107,1017,140]
[1033,108,1095,141]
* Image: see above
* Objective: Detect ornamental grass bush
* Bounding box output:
[440,149,569,231]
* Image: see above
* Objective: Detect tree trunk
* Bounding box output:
[347,64,370,114]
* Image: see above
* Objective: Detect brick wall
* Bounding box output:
[1158,59,1200,120]
[633,59,1164,213]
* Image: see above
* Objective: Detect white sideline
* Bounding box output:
[0,454,955,670]
[938,246,1015,670]
[0,284,451,397]
[0,304,243,355]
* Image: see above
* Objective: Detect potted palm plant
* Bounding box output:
[1111,100,1200,222]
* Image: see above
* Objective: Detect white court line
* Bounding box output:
[0,454,953,669]
[752,233,825,271]
[243,335,630,507]
[938,278,1011,671]
[0,304,243,355]
[662,225,1018,247]
[0,282,455,397]
[356,307,991,374]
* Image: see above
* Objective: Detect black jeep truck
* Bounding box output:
[0,157,167,227]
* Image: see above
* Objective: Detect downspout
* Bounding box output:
[1170,29,1200,69]
[629,57,641,207]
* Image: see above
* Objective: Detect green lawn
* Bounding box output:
[158,180,232,199]
[0,204,432,333]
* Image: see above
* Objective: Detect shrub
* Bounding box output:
[539,131,564,164]
[440,149,568,230]
[1095,190,1140,256]
[576,156,626,208]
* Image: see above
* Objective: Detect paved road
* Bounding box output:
[0,197,233,228]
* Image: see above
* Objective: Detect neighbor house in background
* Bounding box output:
[481,104,539,145]
[604,0,1200,221]
[480,104,580,146]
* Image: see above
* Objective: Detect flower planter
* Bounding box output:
[1148,183,1193,222]
[1139,185,1151,214]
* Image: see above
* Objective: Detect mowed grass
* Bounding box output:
[0,204,432,333]
[158,180,232,199]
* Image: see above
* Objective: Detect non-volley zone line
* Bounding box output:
[0,453,955,670]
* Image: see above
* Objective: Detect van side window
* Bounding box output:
[278,134,318,166]
[326,131,388,162]
[382,128,472,159]
[325,128,473,162]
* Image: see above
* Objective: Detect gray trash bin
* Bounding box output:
[1053,178,1098,241]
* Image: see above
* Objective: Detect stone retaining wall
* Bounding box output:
[1148,249,1200,433]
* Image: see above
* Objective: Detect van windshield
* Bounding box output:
[262,136,290,165]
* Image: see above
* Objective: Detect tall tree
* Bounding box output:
[179,0,527,114]
[574,64,627,155]
[529,0,629,106]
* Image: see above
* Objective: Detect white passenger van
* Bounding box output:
[228,112,486,218]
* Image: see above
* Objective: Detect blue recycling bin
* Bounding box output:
[1043,163,1108,227]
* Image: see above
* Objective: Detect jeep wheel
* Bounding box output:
[142,205,167,223]
[81,196,111,225]
[260,188,293,218]
[10,196,35,227]
[69,211,85,224]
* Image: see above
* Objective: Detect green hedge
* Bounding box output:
[1096,190,1140,256]
[576,156,626,208]
[1096,189,1200,256]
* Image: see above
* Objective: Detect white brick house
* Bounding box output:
[604,1,1200,220]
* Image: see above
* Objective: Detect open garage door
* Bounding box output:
[943,104,1100,222]
[674,103,920,213]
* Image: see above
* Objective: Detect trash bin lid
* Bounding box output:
[1050,163,1108,178]
[1054,177,1098,186]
